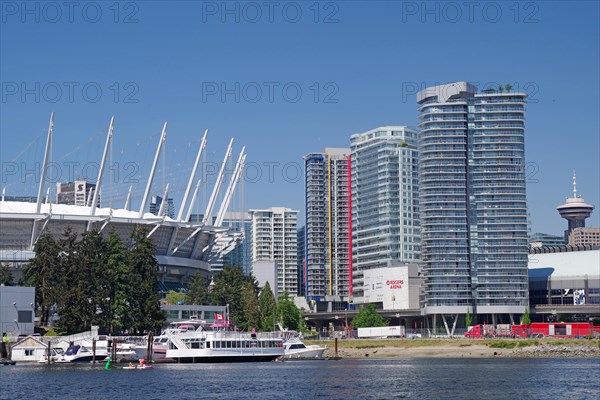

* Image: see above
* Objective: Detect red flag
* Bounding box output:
[214,313,223,320]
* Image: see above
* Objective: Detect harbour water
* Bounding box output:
[1,358,599,400]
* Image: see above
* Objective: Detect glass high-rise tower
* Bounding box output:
[417,82,529,322]
[350,127,420,303]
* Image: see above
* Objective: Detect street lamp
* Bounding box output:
[395,313,400,327]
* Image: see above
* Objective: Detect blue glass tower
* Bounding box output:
[417,82,529,322]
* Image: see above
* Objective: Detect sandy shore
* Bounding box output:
[307,340,600,359]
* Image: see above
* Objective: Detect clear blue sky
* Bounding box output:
[1,1,599,235]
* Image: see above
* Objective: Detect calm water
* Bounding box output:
[1,358,599,400]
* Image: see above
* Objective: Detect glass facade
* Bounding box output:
[417,82,529,316]
[350,127,420,302]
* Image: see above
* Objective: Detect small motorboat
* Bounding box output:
[283,338,327,359]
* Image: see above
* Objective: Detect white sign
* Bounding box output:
[363,267,409,310]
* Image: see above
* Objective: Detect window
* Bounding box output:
[25,349,34,356]
[18,311,33,323]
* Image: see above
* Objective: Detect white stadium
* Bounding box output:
[0,114,245,292]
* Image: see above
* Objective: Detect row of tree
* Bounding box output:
[23,227,163,335]
[21,225,307,335]
[164,265,304,332]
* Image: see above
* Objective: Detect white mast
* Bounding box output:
[157,183,170,217]
[124,185,132,211]
[215,148,245,227]
[185,180,202,223]
[90,116,114,216]
[178,129,208,222]
[203,138,233,224]
[138,122,167,219]
[35,113,54,214]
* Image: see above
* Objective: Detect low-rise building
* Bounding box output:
[0,286,35,338]
[569,227,600,247]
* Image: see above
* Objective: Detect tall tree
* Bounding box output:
[241,281,261,331]
[127,227,164,333]
[258,282,276,331]
[103,230,131,334]
[0,263,14,286]
[351,304,388,328]
[211,265,246,326]
[23,232,62,325]
[276,291,303,331]
[54,228,100,334]
[187,273,210,305]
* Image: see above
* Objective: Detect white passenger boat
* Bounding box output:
[283,337,327,359]
[164,321,284,363]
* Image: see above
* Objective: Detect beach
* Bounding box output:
[306,339,600,359]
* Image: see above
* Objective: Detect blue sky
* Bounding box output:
[1,1,599,235]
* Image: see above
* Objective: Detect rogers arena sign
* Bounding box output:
[363,266,410,310]
[386,279,404,289]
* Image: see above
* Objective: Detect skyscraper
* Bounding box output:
[149,195,175,219]
[350,127,420,303]
[249,207,298,296]
[304,148,352,302]
[417,82,529,325]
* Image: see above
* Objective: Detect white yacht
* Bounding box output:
[56,345,108,363]
[164,321,284,363]
[283,337,327,359]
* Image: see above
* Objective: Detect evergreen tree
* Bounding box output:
[187,273,210,305]
[23,232,62,325]
[0,263,14,286]
[351,304,388,328]
[127,227,164,333]
[258,282,277,331]
[54,227,101,335]
[276,291,303,331]
[465,309,472,328]
[520,308,531,325]
[104,230,130,334]
[241,281,261,331]
[211,265,246,326]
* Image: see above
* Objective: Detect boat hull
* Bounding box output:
[283,347,326,359]
[174,354,281,363]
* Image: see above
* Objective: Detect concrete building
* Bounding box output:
[0,286,35,338]
[362,263,420,311]
[56,180,98,207]
[557,173,594,243]
[249,208,298,296]
[569,227,600,247]
[304,148,352,302]
[350,127,420,303]
[417,82,529,327]
[252,260,279,297]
